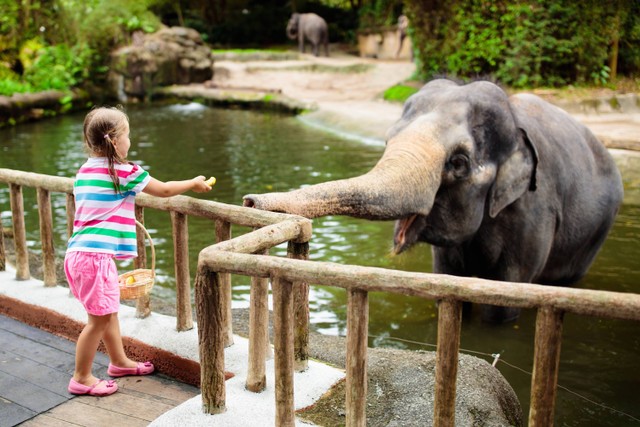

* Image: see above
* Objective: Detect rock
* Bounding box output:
[230,308,523,426]
[109,26,214,102]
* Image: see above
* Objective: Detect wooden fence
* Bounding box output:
[2,168,640,426]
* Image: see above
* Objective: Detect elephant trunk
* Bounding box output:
[286,24,297,40]
[243,141,446,220]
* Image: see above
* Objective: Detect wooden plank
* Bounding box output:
[19,414,76,426]
[0,348,74,396]
[0,371,68,413]
[41,399,149,427]
[114,375,199,405]
[74,390,174,421]
[0,399,37,426]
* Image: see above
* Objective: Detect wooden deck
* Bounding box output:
[0,314,199,427]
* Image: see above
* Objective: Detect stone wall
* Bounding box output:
[357,27,412,60]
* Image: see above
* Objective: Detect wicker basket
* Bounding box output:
[118,220,155,300]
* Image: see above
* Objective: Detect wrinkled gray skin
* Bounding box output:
[286,12,329,57]
[244,79,624,323]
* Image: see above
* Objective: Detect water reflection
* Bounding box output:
[1,104,639,426]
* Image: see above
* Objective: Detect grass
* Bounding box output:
[383,84,420,103]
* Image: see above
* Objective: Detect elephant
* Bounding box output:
[243,79,624,323]
[286,12,329,57]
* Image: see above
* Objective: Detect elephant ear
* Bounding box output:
[488,127,538,218]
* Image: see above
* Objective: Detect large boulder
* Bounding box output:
[109,26,214,102]
[230,308,523,426]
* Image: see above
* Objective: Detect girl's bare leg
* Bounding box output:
[73,313,110,386]
[102,312,138,368]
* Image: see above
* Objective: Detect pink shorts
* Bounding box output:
[64,252,120,316]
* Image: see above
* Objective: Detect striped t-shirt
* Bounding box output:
[67,157,151,259]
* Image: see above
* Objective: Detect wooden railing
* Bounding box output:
[0,168,310,349]
[3,168,640,426]
[194,214,640,426]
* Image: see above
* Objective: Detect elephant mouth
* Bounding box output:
[393,214,418,255]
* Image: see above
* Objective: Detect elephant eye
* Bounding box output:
[448,153,470,177]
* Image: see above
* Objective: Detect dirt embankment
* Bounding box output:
[212,52,640,151]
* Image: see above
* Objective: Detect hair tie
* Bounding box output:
[104,134,110,139]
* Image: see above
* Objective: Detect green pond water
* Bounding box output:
[1,103,639,426]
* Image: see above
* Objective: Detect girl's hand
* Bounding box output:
[143,176,212,197]
[191,176,212,193]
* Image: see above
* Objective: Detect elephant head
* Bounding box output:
[244,79,537,255]
[286,13,300,40]
[244,78,624,323]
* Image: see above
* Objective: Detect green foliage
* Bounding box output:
[383,84,419,103]
[1,0,161,95]
[23,43,92,91]
[358,0,404,29]
[405,0,640,88]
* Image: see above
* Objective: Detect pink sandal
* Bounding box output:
[108,361,155,377]
[68,378,118,396]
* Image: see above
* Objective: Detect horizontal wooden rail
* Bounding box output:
[199,251,640,322]
[0,168,301,228]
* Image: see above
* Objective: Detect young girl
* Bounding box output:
[65,106,211,396]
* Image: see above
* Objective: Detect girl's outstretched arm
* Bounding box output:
[143,176,211,197]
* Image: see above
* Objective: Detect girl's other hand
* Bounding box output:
[191,176,212,193]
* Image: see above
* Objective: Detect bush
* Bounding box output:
[383,84,419,103]
[23,43,92,91]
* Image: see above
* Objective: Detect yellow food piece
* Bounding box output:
[205,176,216,187]
[125,276,135,285]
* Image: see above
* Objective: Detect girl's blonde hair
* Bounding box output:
[83,106,129,193]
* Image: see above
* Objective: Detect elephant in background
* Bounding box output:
[286,12,329,57]
[243,79,623,323]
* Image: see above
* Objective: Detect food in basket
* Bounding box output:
[125,276,135,285]
[205,176,216,187]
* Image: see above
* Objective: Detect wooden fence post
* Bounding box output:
[172,211,193,331]
[9,184,29,280]
[215,219,233,346]
[529,306,564,427]
[346,288,368,427]
[134,206,151,318]
[36,188,56,286]
[65,194,75,240]
[246,247,270,392]
[289,241,309,372]
[272,275,295,427]
[434,299,463,427]
[0,216,5,272]
[195,263,226,414]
